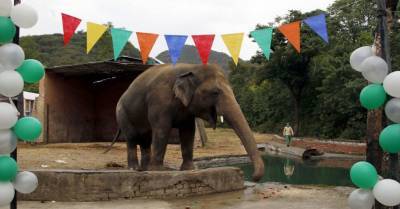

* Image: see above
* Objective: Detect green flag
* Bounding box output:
[111,28,132,60]
[250,28,273,60]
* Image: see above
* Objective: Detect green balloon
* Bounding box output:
[350,161,378,189]
[16,59,45,84]
[0,156,18,182]
[13,117,42,142]
[359,84,387,110]
[379,124,400,153]
[0,17,16,44]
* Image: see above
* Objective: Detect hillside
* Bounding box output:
[156,45,232,72]
[20,31,141,67]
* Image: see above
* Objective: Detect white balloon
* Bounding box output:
[0,71,23,97]
[10,3,38,28]
[348,189,375,209]
[0,0,11,17]
[373,179,400,206]
[385,98,400,123]
[0,43,25,70]
[13,171,38,194]
[383,71,400,98]
[350,46,374,72]
[0,130,16,154]
[0,182,14,206]
[0,102,17,130]
[360,56,388,84]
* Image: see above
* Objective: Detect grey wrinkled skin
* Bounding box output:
[116,64,264,181]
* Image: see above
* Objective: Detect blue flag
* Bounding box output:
[165,35,188,65]
[303,14,329,43]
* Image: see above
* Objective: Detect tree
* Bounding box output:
[250,10,327,135]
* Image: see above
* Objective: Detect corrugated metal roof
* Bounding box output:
[45,56,158,77]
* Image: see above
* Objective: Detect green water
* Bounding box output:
[236,155,352,186]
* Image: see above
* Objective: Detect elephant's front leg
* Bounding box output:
[149,128,171,170]
[179,119,195,170]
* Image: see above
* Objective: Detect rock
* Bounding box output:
[302,148,324,160]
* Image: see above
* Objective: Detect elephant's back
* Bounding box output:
[117,65,174,110]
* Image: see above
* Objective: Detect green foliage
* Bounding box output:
[230,0,376,140]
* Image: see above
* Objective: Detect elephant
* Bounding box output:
[108,63,265,181]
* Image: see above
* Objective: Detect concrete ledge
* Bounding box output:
[20,167,245,201]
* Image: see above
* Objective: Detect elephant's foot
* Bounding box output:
[127,160,140,171]
[148,163,168,171]
[180,161,195,171]
[128,165,140,170]
[137,164,149,171]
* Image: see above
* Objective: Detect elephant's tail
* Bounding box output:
[103,129,121,154]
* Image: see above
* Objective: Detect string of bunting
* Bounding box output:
[61,13,329,66]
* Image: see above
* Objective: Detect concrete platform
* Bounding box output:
[20,167,245,202]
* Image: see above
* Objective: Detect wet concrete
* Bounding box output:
[7,184,353,209]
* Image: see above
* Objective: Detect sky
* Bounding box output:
[20,0,336,60]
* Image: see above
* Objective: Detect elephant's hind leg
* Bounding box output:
[139,132,152,171]
[118,116,140,170]
[127,140,140,170]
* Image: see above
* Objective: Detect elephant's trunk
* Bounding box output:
[217,86,265,182]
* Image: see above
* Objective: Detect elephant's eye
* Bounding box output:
[210,89,221,97]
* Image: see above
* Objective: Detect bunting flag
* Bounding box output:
[303,14,329,43]
[61,12,328,62]
[164,35,188,65]
[111,28,132,60]
[86,22,108,54]
[278,21,301,53]
[250,28,273,60]
[192,34,215,65]
[137,32,159,64]
[221,33,244,66]
[61,13,81,46]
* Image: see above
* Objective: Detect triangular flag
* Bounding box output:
[250,28,273,60]
[221,33,244,66]
[164,35,188,65]
[137,32,159,64]
[303,14,329,43]
[111,28,132,60]
[278,21,301,53]
[86,22,108,54]
[61,13,81,46]
[192,34,215,65]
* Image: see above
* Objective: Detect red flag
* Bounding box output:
[278,21,301,53]
[192,34,215,65]
[61,13,81,46]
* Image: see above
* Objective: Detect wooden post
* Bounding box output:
[372,0,398,208]
[195,118,208,147]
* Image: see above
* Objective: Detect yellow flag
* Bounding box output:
[221,33,244,66]
[86,22,108,54]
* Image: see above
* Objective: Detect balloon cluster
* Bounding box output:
[0,0,42,206]
[348,46,400,208]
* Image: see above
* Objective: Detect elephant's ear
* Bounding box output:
[173,72,198,106]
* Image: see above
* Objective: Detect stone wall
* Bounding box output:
[20,167,245,201]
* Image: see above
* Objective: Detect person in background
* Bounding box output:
[283,123,294,147]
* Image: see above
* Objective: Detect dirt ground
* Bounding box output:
[16,128,364,170]
[4,184,353,209]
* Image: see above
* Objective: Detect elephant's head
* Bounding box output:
[173,64,265,181]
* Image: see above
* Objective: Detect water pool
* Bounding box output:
[235,154,353,186]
